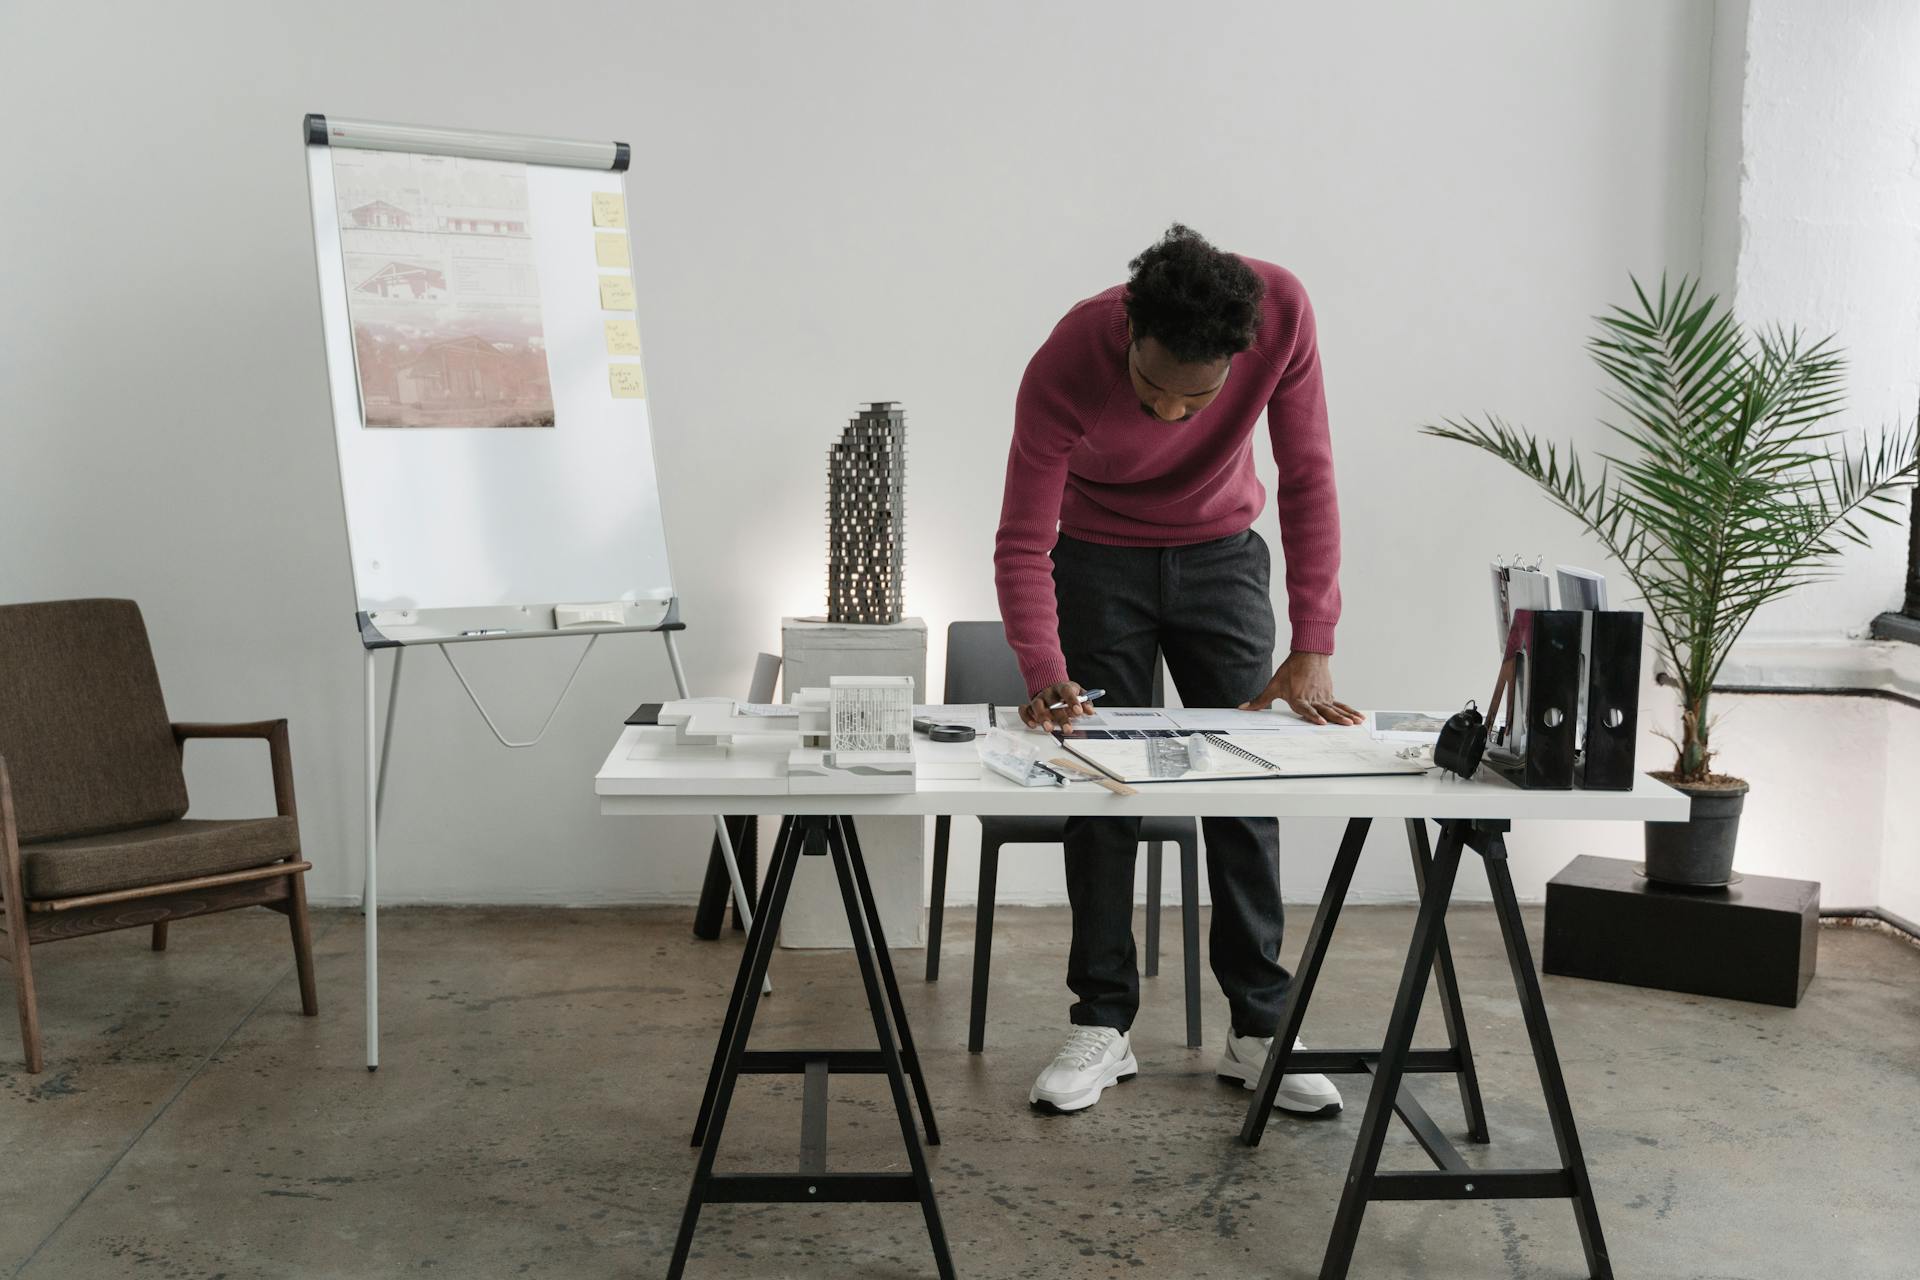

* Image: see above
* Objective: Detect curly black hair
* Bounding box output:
[1122,224,1264,364]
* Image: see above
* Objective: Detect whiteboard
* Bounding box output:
[305,138,674,645]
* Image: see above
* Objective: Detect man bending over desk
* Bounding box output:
[994,225,1361,1115]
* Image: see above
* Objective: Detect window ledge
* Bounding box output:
[1869,611,1920,646]
[1717,638,1920,703]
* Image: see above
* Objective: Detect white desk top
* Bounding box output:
[594,726,1689,822]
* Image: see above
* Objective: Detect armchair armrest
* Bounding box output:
[172,720,284,740]
[172,720,298,821]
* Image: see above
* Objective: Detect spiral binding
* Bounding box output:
[1202,732,1278,770]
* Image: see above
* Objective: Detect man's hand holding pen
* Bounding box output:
[1019,681,1103,731]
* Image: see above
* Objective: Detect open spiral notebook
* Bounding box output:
[1057,731,1430,784]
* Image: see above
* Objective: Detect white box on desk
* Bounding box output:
[915,737,983,780]
[598,756,789,795]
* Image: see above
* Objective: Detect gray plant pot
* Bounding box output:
[1644,776,1750,887]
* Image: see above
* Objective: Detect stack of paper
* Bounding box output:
[1059,729,1430,784]
[1048,707,1322,739]
[1165,708,1319,734]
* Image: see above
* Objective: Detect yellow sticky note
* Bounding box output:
[591,192,627,228]
[595,233,630,269]
[609,364,646,398]
[598,275,635,310]
[604,318,642,356]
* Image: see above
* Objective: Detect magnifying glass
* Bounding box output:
[912,717,976,743]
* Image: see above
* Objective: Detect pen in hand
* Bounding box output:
[1047,687,1106,711]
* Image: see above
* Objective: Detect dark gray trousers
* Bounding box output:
[1052,529,1292,1037]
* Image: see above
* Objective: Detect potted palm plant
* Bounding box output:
[1425,277,1917,886]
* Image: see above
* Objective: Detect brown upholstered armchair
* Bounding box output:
[0,599,316,1072]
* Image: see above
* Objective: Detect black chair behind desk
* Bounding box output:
[691,654,780,939]
[926,621,1204,1051]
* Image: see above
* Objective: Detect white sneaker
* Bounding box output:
[1216,1032,1343,1116]
[1028,1026,1138,1113]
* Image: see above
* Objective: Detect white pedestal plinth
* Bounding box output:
[778,617,928,949]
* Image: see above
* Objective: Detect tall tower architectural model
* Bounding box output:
[826,401,907,624]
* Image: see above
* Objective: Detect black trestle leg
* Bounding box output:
[1317,820,1466,1280]
[692,839,729,940]
[691,815,795,1147]
[1484,832,1613,1279]
[926,815,951,981]
[967,840,1000,1055]
[827,822,957,1280]
[732,818,758,930]
[1242,817,1371,1146]
[1406,818,1490,1144]
[836,816,940,1145]
[669,813,806,1280]
[692,815,759,938]
[1144,841,1162,978]
[1180,836,1202,1049]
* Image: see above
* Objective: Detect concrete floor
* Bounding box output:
[1,904,1915,1280]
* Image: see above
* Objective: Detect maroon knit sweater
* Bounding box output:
[992,258,1342,695]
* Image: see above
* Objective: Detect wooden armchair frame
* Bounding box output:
[0,719,316,1073]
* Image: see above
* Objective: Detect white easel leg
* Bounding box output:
[365,648,381,1071]
[361,647,404,911]
[662,631,770,996]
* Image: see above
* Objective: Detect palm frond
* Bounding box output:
[1422,275,1920,781]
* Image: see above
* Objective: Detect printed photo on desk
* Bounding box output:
[1369,710,1451,740]
[331,147,555,429]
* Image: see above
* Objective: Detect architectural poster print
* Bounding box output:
[332,148,555,428]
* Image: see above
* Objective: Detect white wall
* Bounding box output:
[1699,0,1749,302]
[1733,0,1920,638]
[1881,709,1920,924]
[3,1,1717,912]
[1710,693,1889,908]
[1703,0,1920,924]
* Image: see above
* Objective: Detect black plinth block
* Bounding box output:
[1544,855,1818,1007]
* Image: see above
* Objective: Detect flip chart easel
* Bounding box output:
[302,113,756,1070]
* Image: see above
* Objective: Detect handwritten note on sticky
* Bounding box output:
[591,192,627,228]
[604,318,642,356]
[595,233,630,268]
[598,275,635,311]
[609,364,647,399]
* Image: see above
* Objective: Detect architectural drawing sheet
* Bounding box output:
[332,148,555,428]
[1063,731,1430,783]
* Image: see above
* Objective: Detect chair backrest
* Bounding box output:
[943,619,1167,705]
[0,599,188,843]
[943,622,1030,705]
[746,653,781,703]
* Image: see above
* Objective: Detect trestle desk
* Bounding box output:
[596,728,1687,1279]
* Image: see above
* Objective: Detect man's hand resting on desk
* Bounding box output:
[1241,652,1363,726]
[1020,680,1097,732]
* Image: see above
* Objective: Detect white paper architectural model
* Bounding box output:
[828,676,914,761]
[826,402,907,624]
[783,678,917,792]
